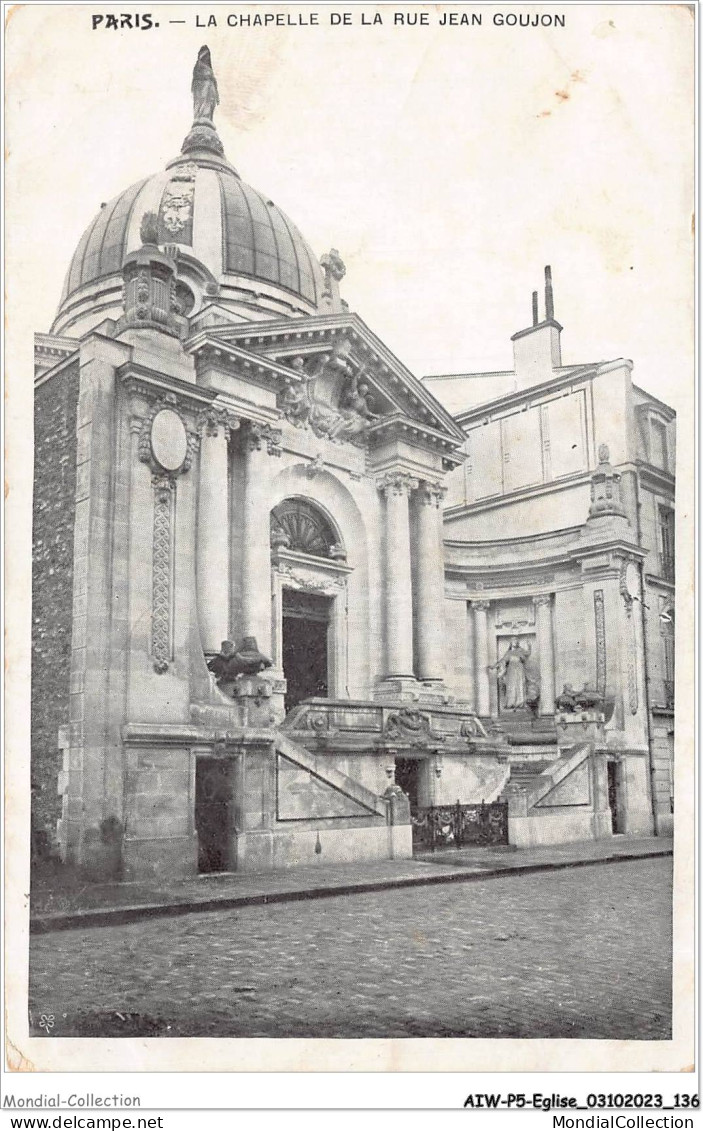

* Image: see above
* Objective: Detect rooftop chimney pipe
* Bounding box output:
[532,291,539,326]
[545,265,554,321]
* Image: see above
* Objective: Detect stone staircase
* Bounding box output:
[506,760,555,789]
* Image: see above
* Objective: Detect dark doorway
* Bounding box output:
[195,758,233,873]
[395,757,420,809]
[607,761,625,834]
[282,590,330,712]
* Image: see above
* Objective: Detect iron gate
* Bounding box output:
[411,801,508,851]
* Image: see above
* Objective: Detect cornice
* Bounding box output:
[637,461,676,493]
[208,311,467,444]
[116,362,216,410]
[454,363,602,426]
[185,332,304,386]
[444,468,592,521]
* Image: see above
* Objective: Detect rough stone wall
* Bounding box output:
[31,361,79,850]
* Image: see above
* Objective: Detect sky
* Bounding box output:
[6,2,694,413]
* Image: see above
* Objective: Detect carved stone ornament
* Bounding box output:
[246,420,282,457]
[588,442,627,519]
[376,471,420,497]
[160,167,196,236]
[277,340,382,447]
[196,406,240,440]
[137,394,199,478]
[385,708,431,743]
[207,637,273,689]
[151,475,175,674]
[418,480,448,507]
[275,562,347,594]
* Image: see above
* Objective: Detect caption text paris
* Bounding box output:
[91,11,567,30]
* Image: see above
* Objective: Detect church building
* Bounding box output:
[31,52,675,880]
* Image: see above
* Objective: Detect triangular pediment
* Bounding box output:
[186,312,466,460]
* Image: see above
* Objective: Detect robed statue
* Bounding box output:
[488,636,532,710]
[192,46,219,122]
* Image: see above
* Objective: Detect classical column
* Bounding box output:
[415,481,447,683]
[241,422,281,653]
[533,594,555,714]
[196,409,238,654]
[378,472,418,679]
[472,600,491,717]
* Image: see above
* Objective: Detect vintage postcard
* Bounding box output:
[4,0,695,1079]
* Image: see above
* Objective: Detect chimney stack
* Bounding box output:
[545,265,555,321]
[511,265,563,389]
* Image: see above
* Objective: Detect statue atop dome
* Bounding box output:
[192,45,219,122]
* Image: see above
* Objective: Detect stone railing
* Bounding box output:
[281,697,497,755]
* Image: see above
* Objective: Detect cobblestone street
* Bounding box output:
[29,857,672,1039]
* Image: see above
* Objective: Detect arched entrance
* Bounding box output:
[270,498,349,712]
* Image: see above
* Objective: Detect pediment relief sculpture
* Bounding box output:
[277,337,385,445]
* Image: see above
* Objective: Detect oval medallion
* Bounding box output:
[150,408,188,472]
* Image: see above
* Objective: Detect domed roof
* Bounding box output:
[52,114,325,335]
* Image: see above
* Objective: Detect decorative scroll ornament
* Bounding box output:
[137,393,199,478]
[196,406,240,439]
[376,471,420,497]
[418,480,447,507]
[246,420,282,456]
[385,708,431,743]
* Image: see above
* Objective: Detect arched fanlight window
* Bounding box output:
[270,499,345,560]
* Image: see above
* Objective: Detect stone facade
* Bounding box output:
[31,357,79,851]
[31,64,674,879]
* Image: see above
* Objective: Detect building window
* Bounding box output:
[658,506,675,581]
[270,499,344,560]
[650,419,668,470]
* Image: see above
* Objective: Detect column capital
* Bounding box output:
[417,479,448,507]
[532,594,552,608]
[376,471,419,497]
[245,420,282,457]
[196,406,240,440]
[472,599,491,612]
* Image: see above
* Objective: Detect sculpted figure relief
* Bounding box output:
[488,636,532,710]
[207,637,272,687]
[278,342,382,444]
[192,46,219,121]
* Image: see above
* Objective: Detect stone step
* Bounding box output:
[507,760,553,786]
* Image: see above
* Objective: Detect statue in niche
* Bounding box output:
[192,46,219,122]
[207,637,272,686]
[488,636,531,710]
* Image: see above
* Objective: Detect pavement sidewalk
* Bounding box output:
[30,835,672,934]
